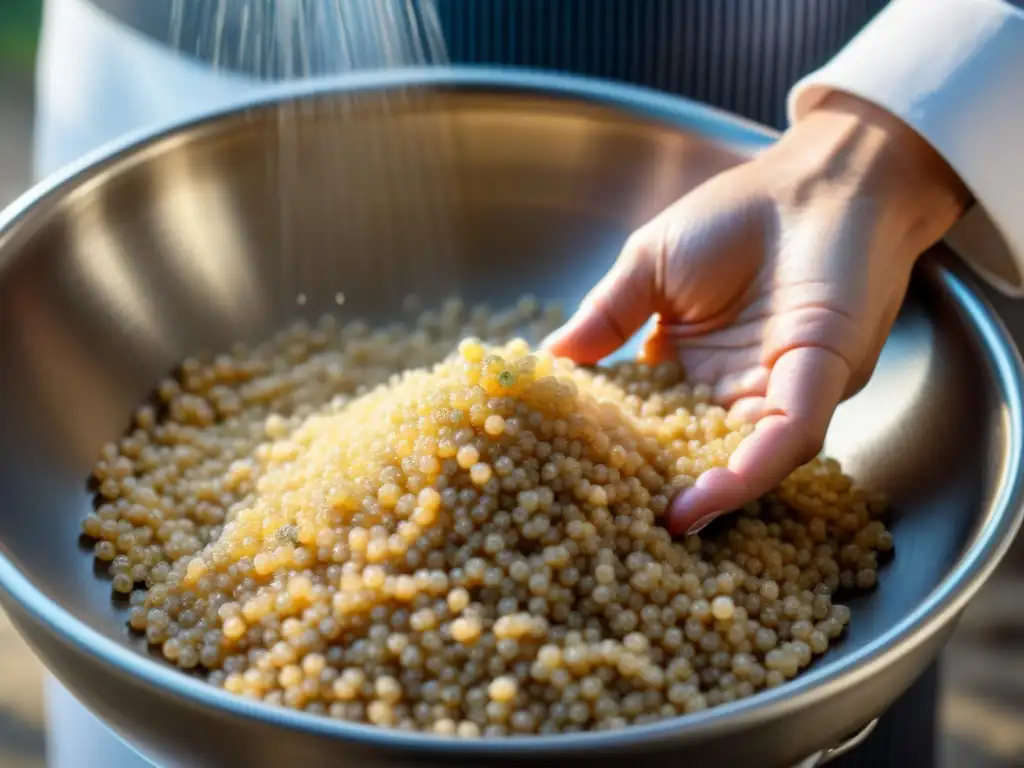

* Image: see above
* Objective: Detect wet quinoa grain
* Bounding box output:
[83,297,891,735]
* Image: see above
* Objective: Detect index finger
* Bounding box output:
[665,345,851,534]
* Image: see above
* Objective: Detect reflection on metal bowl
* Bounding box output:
[0,70,1021,768]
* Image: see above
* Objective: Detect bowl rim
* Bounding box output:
[1,67,1023,756]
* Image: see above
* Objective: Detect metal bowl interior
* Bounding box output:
[0,70,1022,768]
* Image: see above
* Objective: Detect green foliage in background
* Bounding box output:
[0,0,43,71]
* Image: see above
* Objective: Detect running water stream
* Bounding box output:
[167,0,457,315]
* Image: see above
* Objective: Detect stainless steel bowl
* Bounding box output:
[0,69,1022,768]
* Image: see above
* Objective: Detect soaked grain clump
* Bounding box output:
[83,297,892,736]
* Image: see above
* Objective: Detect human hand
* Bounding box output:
[544,92,971,535]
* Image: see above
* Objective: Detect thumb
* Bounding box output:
[666,345,851,534]
[542,232,658,364]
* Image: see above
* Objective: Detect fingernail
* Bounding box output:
[686,511,724,536]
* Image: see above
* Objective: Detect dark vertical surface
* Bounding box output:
[831,662,940,767]
[436,0,888,128]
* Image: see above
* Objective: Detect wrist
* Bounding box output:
[763,91,971,256]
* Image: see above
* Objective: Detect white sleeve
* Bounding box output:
[788,0,1024,297]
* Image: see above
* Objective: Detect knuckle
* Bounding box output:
[793,423,826,466]
[769,306,860,359]
[621,227,657,264]
[845,364,875,399]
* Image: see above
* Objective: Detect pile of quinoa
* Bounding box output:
[83,297,892,737]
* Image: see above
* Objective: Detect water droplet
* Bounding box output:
[296,294,307,306]
[335,293,346,305]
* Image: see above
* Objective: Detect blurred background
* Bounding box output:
[1,2,1023,766]
[0,6,43,766]
[0,1,36,211]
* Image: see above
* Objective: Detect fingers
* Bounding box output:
[666,345,851,534]
[712,366,770,405]
[543,233,658,364]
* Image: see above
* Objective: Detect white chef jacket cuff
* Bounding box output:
[787,0,1024,297]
